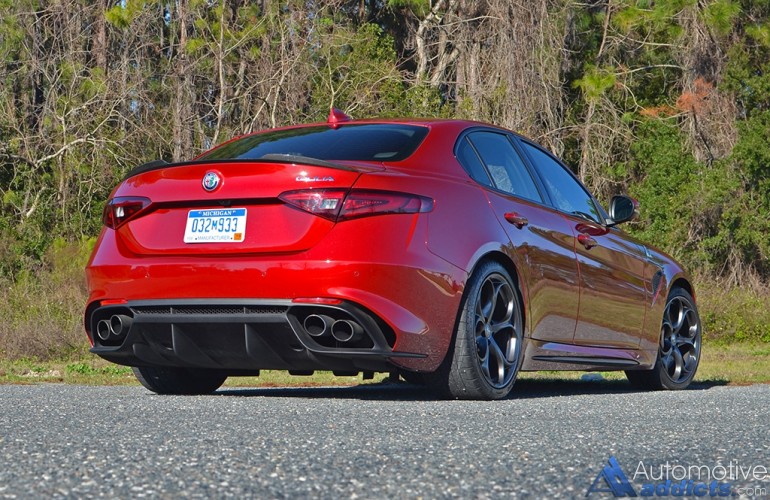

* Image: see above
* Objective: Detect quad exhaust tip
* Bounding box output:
[331,319,364,343]
[110,314,132,337]
[96,319,112,341]
[301,313,365,344]
[303,314,333,338]
[96,314,133,341]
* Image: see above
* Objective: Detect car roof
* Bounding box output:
[232,117,509,137]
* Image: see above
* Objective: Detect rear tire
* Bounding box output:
[625,287,701,390]
[132,366,227,395]
[428,261,524,400]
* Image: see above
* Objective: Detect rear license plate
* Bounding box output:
[184,208,247,243]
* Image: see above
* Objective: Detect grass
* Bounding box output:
[0,343,767,387]
[0,357,392,387]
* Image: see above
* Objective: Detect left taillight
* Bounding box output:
[102,196,151,229]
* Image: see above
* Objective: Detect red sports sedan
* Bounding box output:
[85,110,701,399]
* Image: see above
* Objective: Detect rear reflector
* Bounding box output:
[292,297,344,305]
[279,189,433,222]
[100,299,128,306]
[103,196,151,229]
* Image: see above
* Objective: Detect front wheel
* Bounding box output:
[429,261,524,400]
[626,287,701,390]
[133,366,227,395]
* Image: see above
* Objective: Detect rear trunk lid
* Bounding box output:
[110,159,376,256]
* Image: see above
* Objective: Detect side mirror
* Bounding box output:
[608,195,639,226]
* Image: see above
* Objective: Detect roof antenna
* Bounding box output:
[327,107,352,129]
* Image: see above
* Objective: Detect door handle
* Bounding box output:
[578,233,598,250]
[504,212,529,229]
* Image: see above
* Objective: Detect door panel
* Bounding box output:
[486,194,580,343]
[570,218,649,348]
[515,138,648,349]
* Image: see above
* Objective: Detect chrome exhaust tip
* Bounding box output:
[109,314,133,338]
[331,319,364,343]
[303,314,333,338]
[96,319,112,341]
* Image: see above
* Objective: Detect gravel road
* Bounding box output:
[0,381,768,498]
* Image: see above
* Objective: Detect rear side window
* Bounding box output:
[456,137,493,187]
[465,132,542,202]
[200,124,429,162]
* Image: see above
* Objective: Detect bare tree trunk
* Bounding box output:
[578,100,595,183]
[28,8,45,133]
[415,0,459,84]
[211,1,227,146]
[172,0,192,162]
[92,0,107,73]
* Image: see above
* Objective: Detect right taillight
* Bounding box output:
[102,196,151,229]
[339,190,434,220]
[279,189,434,222]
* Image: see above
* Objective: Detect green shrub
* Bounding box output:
[697,279,770,343]
[0,238,95,360]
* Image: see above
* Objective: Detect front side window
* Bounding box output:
[520,141,601,222]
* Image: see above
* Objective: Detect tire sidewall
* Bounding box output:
[454,261,524,399]
[656,288,701,390]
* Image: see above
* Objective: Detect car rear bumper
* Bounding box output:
[88,299,426,373]
[85,221,468,372]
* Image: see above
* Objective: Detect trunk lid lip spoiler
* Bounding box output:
[123,155,384,181]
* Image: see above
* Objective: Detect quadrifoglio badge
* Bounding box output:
[586,456,768,497]
[202,171,221,192]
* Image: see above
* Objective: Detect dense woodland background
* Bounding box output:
[1,0,769,359]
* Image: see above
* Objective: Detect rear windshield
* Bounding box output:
[200,124,429,162]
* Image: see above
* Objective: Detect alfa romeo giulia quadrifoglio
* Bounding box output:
[84,109,701,400]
